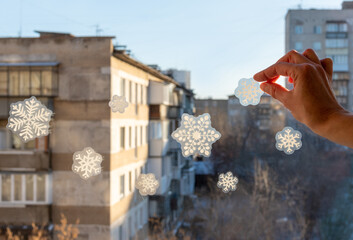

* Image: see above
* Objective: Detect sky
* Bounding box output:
[0,0,345,99]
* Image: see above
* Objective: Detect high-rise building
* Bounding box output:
[285,1,353,111]
[0,31,195,239]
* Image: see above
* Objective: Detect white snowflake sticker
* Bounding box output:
[109,95,129,113]
[72,147,103,180]
[234,78,263,106]
[135,173,159,196]
[275,127,302,155]
[6,96,53,143]
[217,171,238,193]
[171,113,221,157]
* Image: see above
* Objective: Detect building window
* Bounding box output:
[129,81,133,103]
[120,175,125,197]
[313,42,321,51]
[0,66,58,97]
[149,122,162,140]
[327,55,348,65]
[140,126,143,146]
[139,208,143,228]
[129,171,132,192]
[119,225,123,240]
[120,78,126,96]
[326,22,348,32]
[120,127,125,150]
[0,173,49,204]
[314,25,322,34]
[294,42,303,51]
[326,39,348,48]
[129,127,132,148]
[295,25,303,34]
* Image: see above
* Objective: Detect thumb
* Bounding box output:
[260,82,290,106]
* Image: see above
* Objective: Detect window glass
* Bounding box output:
[0,71,7,95]
[294,42,303,51]
[313,42,321,50]
[1,174,11,201]
[120,78,125,96]
[42,71,52,96]
[294,25,303,34]
[129,127,132,147]
[129,171,132,192]
[31,71,41,95]
[19,71,30,95]
[120,175,125,196]
[119,225,123,240]
[129,81,133,102]
[25,174,34,201]
[314,25,321,34]
[120,127,125,149]
[9,71,19,95]
[14,174,22,201]
[36,174,46,201]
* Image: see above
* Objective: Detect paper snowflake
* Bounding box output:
[109,95,128,113]
[217,171,238,193]
[6,96,53,143]
[72,147,103,180]
[171,113,221,157]
[234,78,263,106]
[135,173,159,196]
[275,127,302,155]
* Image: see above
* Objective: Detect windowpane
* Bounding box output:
[25,175,34,201]
[120,175,125,196]
[42,71,52,95]
[120,127,125,149]
[120,78,125,96]
[1,174,11,201]
[129,171,132,192]
[295,25,303,34]
[129,81,133,102]
[13,134,22,149]
[129,127,132,147]
[31,71,41,95]
[294,42,303,51]
[14,174,22,201]
[19,71,30,95]
[314,25,322,34]
[119,225,123,240]
[36,174,46,201]
[0,71,7,95]
[140,126,143,145]
[9,71,19,95]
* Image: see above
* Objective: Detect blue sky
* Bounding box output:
[0,0,344,98]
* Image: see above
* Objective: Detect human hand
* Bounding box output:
[253,49,347,135]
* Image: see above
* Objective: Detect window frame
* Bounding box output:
[0,173,51,205]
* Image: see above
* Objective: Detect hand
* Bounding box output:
[253,49,347,134]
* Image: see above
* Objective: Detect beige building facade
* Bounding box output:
[0,32,193,239]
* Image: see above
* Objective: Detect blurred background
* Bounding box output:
[0,0,353,239]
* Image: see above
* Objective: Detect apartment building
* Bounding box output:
[0,32,194,239]
[148,69,195,228]
[285,1,353,111]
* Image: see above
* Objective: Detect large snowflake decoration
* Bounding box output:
[217,171,238,193]
[6,96,53,143]
[72,147,103,180]
[109,95,128,113]
[275,127,302,155]
[135,173,159,196]
[171,113,221,157]
[234,78,263,106]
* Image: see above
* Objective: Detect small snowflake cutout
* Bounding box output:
[109,95,129,113]
[136,173,159,196]
[6,96,53,143]
[171,113,221,157]
[234,78,263,106]
[275,127,302,155]
[72,147,103,180]
[217,171,238,193]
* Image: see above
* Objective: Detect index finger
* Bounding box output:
[253,62,299,82]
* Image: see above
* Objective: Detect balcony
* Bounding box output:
[167,106,182,119]
[149,105,168,120]
[0,150,50,170]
